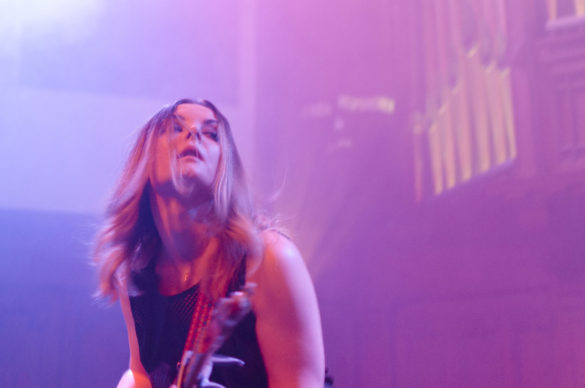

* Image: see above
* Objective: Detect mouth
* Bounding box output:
[178,148,202,160]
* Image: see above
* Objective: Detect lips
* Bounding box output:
[178,147,202,160]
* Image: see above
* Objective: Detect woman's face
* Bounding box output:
[150,103,221,198]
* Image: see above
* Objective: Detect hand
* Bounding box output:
[197,355,245,388]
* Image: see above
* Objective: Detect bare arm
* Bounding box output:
[249,231,325,388]
[117,284,153,388]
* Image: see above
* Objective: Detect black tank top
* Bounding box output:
[129,280,268,388]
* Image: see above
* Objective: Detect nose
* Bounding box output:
[186,127,202,142]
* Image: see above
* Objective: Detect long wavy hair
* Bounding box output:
[93,99,263,302]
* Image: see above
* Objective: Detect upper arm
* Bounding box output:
[249,231,325,388]
[118,284,152,388]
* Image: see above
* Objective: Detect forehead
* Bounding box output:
[174,103,216,124]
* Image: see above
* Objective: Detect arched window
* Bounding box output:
[413,0,517,200]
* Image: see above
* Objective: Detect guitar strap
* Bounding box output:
[176,260,246,387]
[184,257,246,355]
[184,292,214,355]
[175,291,214,387]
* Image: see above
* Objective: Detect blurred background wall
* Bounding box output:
[1,0,585,387]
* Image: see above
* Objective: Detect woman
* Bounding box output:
[93,99,325,388]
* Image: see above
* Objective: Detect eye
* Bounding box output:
[173,123,183,133]
[202,123,219,141]
[203,131,218,141]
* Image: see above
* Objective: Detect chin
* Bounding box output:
[179,168,204,182]
[175,174,213,197]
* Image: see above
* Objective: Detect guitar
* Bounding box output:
[174,284,255,388]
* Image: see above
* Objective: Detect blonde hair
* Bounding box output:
[93,99,262,302]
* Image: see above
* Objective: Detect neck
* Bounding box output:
[149,191,219,294]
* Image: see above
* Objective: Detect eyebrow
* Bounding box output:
[202,119,219,126]
[173,115,218,128]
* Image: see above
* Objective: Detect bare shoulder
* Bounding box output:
[261,229,303,268]
[249,229,325,387]
[248,229,307,292]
